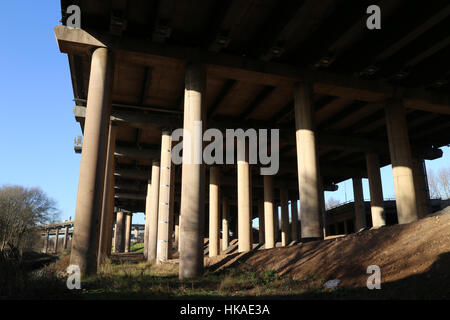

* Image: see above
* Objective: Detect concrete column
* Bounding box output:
[237,143,252,253]
[263,175,275,249]
[148,160,161,261]
[179,63,206,279]
[44,230,49,253]
[274,204,279,243]
[114,212,125,252]
[412,158,431,218]
[63,226,69,250]
[70,47,113,275]
[134,227,139,240]
[257,199,265,244]
[208,166,221,257]
[98,124,117,265]
[54,228,59,254]
[144,178,152,260]
[221,197,229,251]
[168,166,176,258]
[157,131,172,263]
[294,82,322,240]
[280,187,290,246]
[105,180,115,256]
[343,220,348,234]
[124,213,132,253]
[174,213,180,252]
[291,199,299,241]
[385,99,418,224]
[353,178,367,231]
[365,153,386,227]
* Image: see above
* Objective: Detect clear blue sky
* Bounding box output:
[0,2,448,225]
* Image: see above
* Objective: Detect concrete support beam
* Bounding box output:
[143,178,151,260]
[353,178,367,231]
[365,153,386,227]
[237,143,252,253]
[124,213,132,253]
[257,199,265,244]
[147,160,161,261]
[221,197,229,251]
[55,25,450,114]
[174,213,180,252]
[280,187,290,246]
[291,199,299,241]
[114,211,125,253]
[294,82,322,240]
[70,48,113,275]
[385,99,418,224]
[98,124,117,265]
[54,228,59,254]
[179,63,206,279]
[263,175,275,249]
[209,167,220,257]
[157,131,172,263]
[412,158,431,218]
[44,230,49,253]
[63,226,70,250]
[168,166,176,259]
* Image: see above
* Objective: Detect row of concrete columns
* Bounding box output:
[70,48,425,277]
[43,226,71,254]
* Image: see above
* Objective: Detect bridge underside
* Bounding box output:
[57,0,450,276]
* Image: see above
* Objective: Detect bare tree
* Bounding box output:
[325,197,341,210]
[427,166,450,200]
[0,185,59,256]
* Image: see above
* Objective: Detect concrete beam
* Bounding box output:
[56,26,450,114]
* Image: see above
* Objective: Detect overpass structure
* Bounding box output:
[38,220,145,254]
[56,1,450,277]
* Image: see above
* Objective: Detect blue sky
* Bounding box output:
[0,2,448,226]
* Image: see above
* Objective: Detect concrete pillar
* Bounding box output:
[179,63,206,279]
[174,213,180,252]
[237,143,252,253]
[263,175,275,249]
[98,124,117,265]
[134,227,139,240]
[291,199,299,241]
[365,153,386,227]
[105,180,115,256]
[294,82,322,240]
[353,178,367,231]
[208,166,221,257]
[54,228,59,254]
[144,178,152,259]
[274,204,279,242]
[412,158,431,218]
[44,230,49,253]
[343,220,348,234]
[124,213,132,253]
[168,166,176,258]
[385,99,418,224]
[280,187,290,246]
[70,47,113,275]
[318,177,327,237]
[63,226,69,250]
[148,160,161,261]
[157,131,172,263]
[221,197,229,251]
[114,212,125,252]
[257,199,265,244]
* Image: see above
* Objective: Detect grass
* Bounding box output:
[1,247,410,300]
[1,248,334,299]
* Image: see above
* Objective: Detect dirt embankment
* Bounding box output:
[205,209,450,296]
